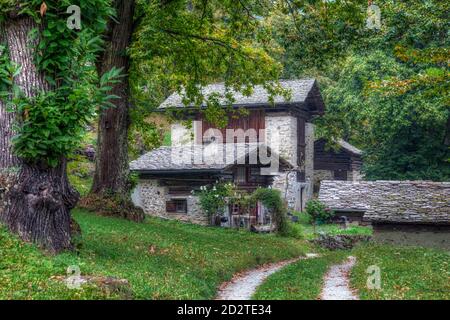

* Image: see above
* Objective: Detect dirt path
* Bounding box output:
[320,256,359,300]
[216,253,319,300]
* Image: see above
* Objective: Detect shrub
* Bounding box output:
[285,221,304,239]
[291,210,312,224]
[305,199,335,232]
[196,183,235,222]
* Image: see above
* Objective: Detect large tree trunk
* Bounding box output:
[0,23,18,218]
[0,24,18,170]
[91,0,135,195]
[4,160,79,252]
[0,16,79,253]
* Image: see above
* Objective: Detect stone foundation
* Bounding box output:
[271,171,305,212]
[313,234,372,250]
[373,223,450,251]
[131,179,208,225]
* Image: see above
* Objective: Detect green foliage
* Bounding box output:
[10,67,121,166]
[292,210,372,240]
[273,0,449,181]
[292,211,312,224]
[0,209,309,299]
[196,182,236,218]
[252,187,288,235]
[67,154,93,196]
[300,223,373,241]
[317,50,449,181]
[0,45,20,98]
[129,0,287,132]
[351,243,450,300]
[284,221,304,240]
[268,0,366,77]
[0,1,117,167]
[305,199,335,226]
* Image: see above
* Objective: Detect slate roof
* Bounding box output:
[158,79,317,109]
[315,138,363,156]
[319,180,450,225]
[337,139,362,156]
[130,143,291,173]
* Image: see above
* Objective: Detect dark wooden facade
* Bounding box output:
[194,108,309,176]
[196,110,266,144]
[314,139,362,174]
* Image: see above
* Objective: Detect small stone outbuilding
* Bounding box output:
[319,180,450,250]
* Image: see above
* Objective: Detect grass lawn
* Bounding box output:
[351,243,450,300]
[252,251,348,300]
[252,240,448,300]
[300,224,372,240]
[0,209,309,300]
[289,213,373,240]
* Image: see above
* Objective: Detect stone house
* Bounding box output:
[130,79,363,227]
[319,180,450,250]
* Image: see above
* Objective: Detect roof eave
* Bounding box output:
[157,101,306,112]
[131,168,224,175]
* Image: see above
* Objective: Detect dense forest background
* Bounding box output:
[125,0,449,182]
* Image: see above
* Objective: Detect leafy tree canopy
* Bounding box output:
[271,0,449,181]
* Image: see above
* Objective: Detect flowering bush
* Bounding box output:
[196,182,236,219]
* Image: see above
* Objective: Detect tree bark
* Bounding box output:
[0,24,18,170]
[4,160,79,252]
[0,16,79,253]
[91,0,135,195]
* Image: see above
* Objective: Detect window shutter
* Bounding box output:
[166,200,177,212]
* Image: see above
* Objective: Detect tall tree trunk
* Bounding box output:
[0,23,18,221]
[0,24,18,170]
[0,16,79,253]
[91,0,135,195]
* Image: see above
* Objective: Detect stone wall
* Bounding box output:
[373,224,450,251]
[132,179,208,225]
[348,170,363,182]
[136,179,166,216]
[313,169,363,194]
[265,113,297,166]
[304,122,315,201]
[319,180,450,225]
[271,171,303,211]
[313,169,334,193]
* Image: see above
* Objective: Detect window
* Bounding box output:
[234,167,247,184]
[166,199,187,213]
